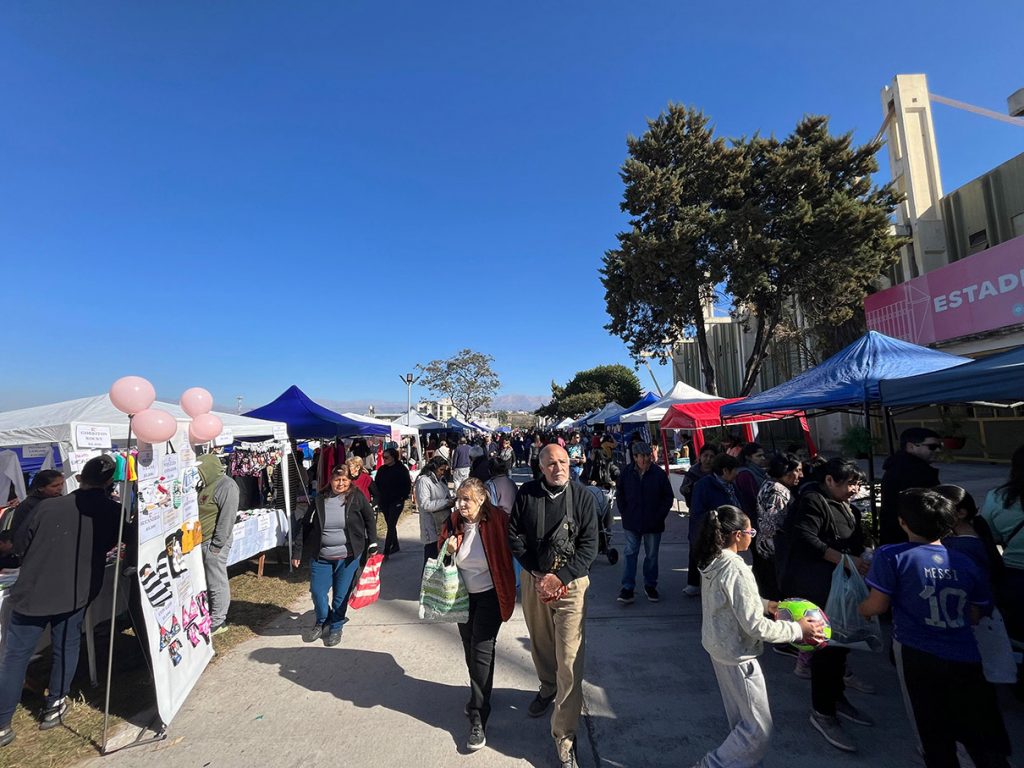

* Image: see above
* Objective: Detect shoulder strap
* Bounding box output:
[1004,516,1024,547]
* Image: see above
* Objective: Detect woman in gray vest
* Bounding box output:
[293,466,377,646]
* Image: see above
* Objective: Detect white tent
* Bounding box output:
[342,412,418,438]
[585,402,624,426]
[552,417,575,430]
[396,411,446,430]
[0,394,287,448]
[619,381,719,424]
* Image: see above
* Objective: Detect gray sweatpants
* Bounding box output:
[699,658,773,768]
[202,540,231,627]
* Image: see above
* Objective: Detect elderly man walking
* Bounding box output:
[615,442,675,604]
[509,444,598,768]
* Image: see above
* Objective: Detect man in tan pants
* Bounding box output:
[509,445,599,768]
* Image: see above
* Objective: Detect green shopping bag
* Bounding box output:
[419,541,469,623]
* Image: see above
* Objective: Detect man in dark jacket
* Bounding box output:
[0,456,120,746]
[509,444,598,768]
[615,443,675,604]
[879,428,941,545]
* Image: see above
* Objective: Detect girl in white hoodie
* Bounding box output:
[692,505,824,768]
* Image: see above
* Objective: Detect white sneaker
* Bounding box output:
[683,585,700,597]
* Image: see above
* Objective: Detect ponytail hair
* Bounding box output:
[695,504,748,569]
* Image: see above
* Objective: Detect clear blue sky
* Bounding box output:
[3,2,1022,412]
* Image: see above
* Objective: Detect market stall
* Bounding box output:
[878,343,1022,407]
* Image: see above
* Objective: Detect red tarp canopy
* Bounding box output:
[659,398,817,458]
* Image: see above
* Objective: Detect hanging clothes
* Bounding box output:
[0,450,27,503]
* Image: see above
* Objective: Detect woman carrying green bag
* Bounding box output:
[438,478,517,753]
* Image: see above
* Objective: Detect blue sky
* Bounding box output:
[3,2,1022,412]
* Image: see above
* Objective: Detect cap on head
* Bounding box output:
[80,455,116,485]
[632,442,653,456]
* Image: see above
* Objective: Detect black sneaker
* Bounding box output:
[39,699,67,731]
[617,588,635,604]
[323,628,343,647]
[527,692,555,718]
[302,622,325,643]
[644,586,660,602]
[0,727,14,747]
[466,722,486,751]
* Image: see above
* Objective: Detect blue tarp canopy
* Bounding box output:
[446,416,477,432]
[879,343,1024,407]
[721,332,970,418]
[244,385,390,439]
[605,392,660,426]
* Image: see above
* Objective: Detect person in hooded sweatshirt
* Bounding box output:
[880,428,941,545]
[693,503,824,768]
[196,453,240,633]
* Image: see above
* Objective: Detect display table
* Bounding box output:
[0,562,129,686]
[226,508,291,576]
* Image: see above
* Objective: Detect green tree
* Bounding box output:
[601,104,741,395]
[416,349,500,420]
[495,409,510,425]
[724,117,906,392]
[538,364,642,419]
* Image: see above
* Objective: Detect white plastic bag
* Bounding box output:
[974,608,1018,683]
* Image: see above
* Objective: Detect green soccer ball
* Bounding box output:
[776,597,832,652]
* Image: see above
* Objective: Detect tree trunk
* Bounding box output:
[693,314,718,396]
[739,314,773,396]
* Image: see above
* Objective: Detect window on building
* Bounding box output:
[968,229,989,255]
[1012,212,1024,239]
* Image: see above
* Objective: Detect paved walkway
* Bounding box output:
[85,464,1023,767]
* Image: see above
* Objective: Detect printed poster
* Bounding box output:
[135,437,213,725]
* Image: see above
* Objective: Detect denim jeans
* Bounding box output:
[310,557,360,631]
[0,607,86,727]
[621,530,662,590]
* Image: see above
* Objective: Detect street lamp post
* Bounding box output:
[400,373,419,423]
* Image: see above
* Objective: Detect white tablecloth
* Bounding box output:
[226,508,290,566]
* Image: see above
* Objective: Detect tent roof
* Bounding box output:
[471,422,493,433]
[446,416,477,432]
[585,402,624,426]
[0,394,288,447]
[720,331,969,418]
[605,392,660,426]
[620,381,719,424]
[552,417,575,430]
[660,398,804,430]
[395,410,446,430]
[341,413,418,437]
[879,344,1024,407]
[244,385,389,439]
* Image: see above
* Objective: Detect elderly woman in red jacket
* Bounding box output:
[439,477,517,754]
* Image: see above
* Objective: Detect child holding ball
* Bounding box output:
[692,505,824,768]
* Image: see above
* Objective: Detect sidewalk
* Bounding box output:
[84,469,1023,768]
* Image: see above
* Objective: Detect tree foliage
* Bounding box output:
[603,106,905,396]
[416,349,500,420]
[538,364,642,419]
[601,105,737,395]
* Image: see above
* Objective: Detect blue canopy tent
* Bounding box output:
[878,343,1024,407]
[719,332,969,532]
[604,392,660,426]
[471,421,493,433]
[244,385,390,439]
[720,332,968,419]
[446,416,477,432]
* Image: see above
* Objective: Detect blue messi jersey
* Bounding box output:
[866,542,989,662]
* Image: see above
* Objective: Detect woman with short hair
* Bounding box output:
[415,457,454,562]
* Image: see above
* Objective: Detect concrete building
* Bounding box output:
[416,398,455,421]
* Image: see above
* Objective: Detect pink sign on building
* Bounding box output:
[865,235,1024,345]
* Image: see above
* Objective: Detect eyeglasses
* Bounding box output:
[737,528,757,537]
[917,442,942,451]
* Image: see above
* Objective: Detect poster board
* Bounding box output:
[134,431,213,725]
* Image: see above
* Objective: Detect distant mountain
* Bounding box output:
[226,393,548,418]
[491,393,549,412]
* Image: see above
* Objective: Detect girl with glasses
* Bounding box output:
[691,504,823,768]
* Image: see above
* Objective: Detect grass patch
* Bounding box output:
[0,502,409,768]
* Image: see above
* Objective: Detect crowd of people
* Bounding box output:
[0,423,1022,767]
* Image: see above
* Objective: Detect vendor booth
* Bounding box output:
[878,343,1023,407]
[585,402,625,427]
[619,381,719,424]
[659,398,816,459]
[604,392,660,427]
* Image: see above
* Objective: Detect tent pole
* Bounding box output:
[883,407,896,457]
[282,439,293,571]
[864,403,879,541]
[102,416,134,754]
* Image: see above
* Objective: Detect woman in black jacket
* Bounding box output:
[779,457,871,753]
[292,466,378,647]
[375,448,411,558]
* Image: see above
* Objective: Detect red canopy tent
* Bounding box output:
[658,398,817,470]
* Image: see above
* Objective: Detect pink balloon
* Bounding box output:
[109,376,156,415]
[180,387,214,418]
[133,408,178,444]
[190,413,223,443]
